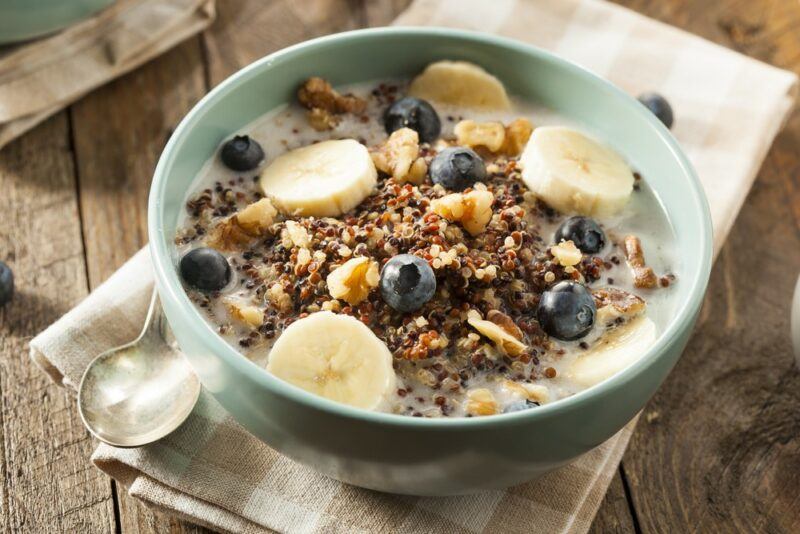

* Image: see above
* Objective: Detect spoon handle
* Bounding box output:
[138,288,172,345]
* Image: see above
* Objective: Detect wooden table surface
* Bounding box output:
[1,0,799,532]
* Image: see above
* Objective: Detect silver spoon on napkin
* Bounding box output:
[78,289,201,447]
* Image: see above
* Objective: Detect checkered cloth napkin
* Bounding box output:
[30,0,797,532]
[0,0,215,150]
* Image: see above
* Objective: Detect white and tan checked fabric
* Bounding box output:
[30,0,797,532]
[0,0,216,151]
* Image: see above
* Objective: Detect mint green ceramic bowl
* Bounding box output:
[0,0,114,44]
[148,27,712,495]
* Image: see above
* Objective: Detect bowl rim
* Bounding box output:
[148,26,713,429]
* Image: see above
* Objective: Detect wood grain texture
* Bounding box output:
[0,114,116,531]
[202,0,371,86]
[588,470,638,534]
[612,0,800,532]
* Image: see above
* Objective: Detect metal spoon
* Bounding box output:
[78,289,201,447]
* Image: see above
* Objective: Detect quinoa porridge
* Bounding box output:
[174,61,678,418]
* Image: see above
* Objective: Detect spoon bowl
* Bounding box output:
[78,290,201,448]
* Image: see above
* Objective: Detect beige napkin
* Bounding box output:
[0,0,216,151]
[30,0,798,532]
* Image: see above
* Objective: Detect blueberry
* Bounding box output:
[430,147,487,191]
[220,135,265,171]
[504,399,540,413]
[554,216,606,254]
[0,261,13,306]
[637,92,673,129]
[380,254,436,313]
[179,247,231,291]
[537,281,596,341]
[383,97,441,143]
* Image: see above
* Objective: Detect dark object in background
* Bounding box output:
[554,216,606,253]
[0,261,13,306]
[637,92,674,129]
[383,97,442,143]
[430,147,487,191]
[220,135,265,171]
[380,254,437,313]
[537,280,597,341]
[179,248,231,291]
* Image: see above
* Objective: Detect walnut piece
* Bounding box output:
[267,283,292,312]
[465,388,498,416]
[326,256,379,305]
[593,287,646,324]
[431,189,494,236]
[453,118,533,156]
[297,77,366,130]
[502,380,549,404]
[499,118,533,156]
[224,299,264,328]
[207,198,277,250]
[454,120,506,152]
[550,240,582,267]
[307,107,339,131]
[283,220,311,249]
[624,235,658,288]
[486,309,523,340]
[467,310,527,356]
[370,127,427,184]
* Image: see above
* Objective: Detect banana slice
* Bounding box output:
[260,139,377,217]
[566,316,657,387]
[266,311,396,410]
[408,60,511,110]
[519,126,634,216]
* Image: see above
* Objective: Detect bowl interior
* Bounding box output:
[149,27,712,426]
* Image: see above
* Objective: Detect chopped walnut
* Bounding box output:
[499,118,533,156]
[267,283,292,312]
[307,107,339,131]
[465,388,498,416]
[454,120,506,152]
[296,247,312,268]
[236,198,277,235]
[321,299,341,312]
[207,198,277,250]
[224,299,263,328]
[550,240,582,267]
[407,157,428,185]
[283,220,311,249]
[431,189,494,236]
[453,118,533,156]
[326,256,379,305]
[486,309,523,340]
[467,309,527,356]
[624,235,658,288]
[502,380,549,404]
[594,287,646,324]
[297,77,366,130]
[370,127,425,183]
[298,77,367,114]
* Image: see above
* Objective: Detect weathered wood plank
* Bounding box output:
[202,0,371,85]
[0,114,116,531]
[588,470,638,534]
[612,0,800,531]
[69,38,209,534]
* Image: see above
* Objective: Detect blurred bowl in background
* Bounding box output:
[0,0,115,45]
